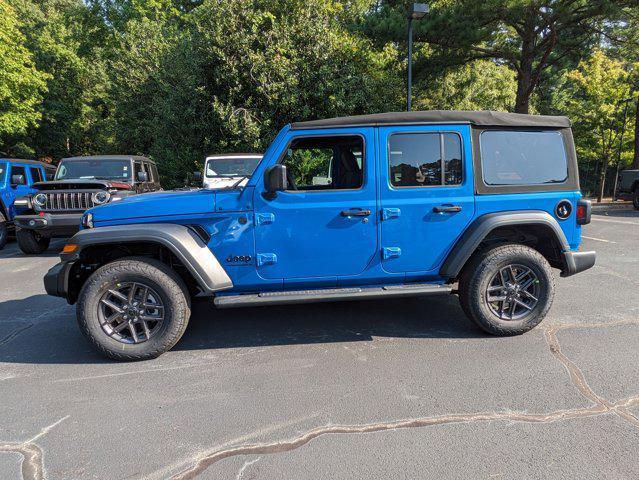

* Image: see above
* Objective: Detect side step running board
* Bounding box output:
[214,284,452,308]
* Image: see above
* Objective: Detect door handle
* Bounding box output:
[433,205,462,213]
[341,209,371,217]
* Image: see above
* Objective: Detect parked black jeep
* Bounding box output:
[14,155,161,254]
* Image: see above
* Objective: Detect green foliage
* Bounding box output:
[0,0,48,153]
[558,49,632,198]
[1,0,638,195]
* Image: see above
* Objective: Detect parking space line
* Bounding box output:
[582,235,617,244]
[591,217,639,226]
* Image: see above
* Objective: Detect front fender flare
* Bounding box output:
[64,223,233,293]
[439,210,571,279]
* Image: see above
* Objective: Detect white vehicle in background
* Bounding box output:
[202,153,263,189]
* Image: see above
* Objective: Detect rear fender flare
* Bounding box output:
[439,211,570,279]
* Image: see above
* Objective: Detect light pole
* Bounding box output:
[407,3,429,111]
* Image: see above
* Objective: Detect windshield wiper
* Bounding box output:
[224,176,249,190]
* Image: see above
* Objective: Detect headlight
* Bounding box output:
[92,191,111,205]
[33,193,47,208]
[81,213,94,229]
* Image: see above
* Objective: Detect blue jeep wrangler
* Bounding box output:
[44,111,595,360]
[0,159,55,250]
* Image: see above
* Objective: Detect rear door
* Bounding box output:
[378,125,475,274]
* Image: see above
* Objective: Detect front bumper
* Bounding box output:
[15,213,82,237]
[561,250,596,277]
[44,261,75,302]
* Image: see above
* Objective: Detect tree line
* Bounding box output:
[1,0,638,197]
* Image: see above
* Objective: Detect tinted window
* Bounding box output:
[282,135,364,190]
[55,160,132,181]
[389,133,462,187]
[10,165,26,184]
[29,167,43,183]
[0,162,6,184]
[480,130,568,186]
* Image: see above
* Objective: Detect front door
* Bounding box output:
[378,125,475,274]
[7,164,31,219]
[253,128,378,281]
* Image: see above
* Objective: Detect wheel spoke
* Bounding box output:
[101,298,123,313]
[140,319,151,339]
[127,283,137,303]
[113,321,130,333]
[129,324,140,343]
[514,298,533,311]
[140,314,161,322]
[509,301,516,319]
[487,295,507,302]
[520,290,538,302]
[108,289,128,302]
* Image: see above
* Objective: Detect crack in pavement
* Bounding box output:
[167,319,639,479]
[0,416,69,480]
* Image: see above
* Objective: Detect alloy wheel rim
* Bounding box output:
[485,264,541,321]
[98,282,165,344]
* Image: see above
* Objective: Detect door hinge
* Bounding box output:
[256,253,277,266]
[382,208,401,220]
[255,212,275,226]
[382,247,402,259]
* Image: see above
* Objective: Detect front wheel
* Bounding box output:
[633,190,639,210]
[0,219,7,250]
[76,258,191,360]
[458,244,555,336]
[16,228,50,254]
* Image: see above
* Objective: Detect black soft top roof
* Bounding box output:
[291,110,571,130]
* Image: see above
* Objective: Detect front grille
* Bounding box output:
[42,192,95,211]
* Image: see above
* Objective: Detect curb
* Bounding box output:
[591,203,634,211]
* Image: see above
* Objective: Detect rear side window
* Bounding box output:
[389,132,462,187]
[29,167,43,183]
[480,130,568,186]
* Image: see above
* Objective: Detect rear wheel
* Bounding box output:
[459,244,555,336]
[76,257,191,360]
[16,228,50,254]
[633,189,639,210]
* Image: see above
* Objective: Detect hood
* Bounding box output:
[90,189,215,224]
[34,179,132,191]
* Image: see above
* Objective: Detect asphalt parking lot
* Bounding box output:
[0,209,638,480]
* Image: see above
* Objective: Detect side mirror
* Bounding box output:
[263,165,287,199]
[137,171,149,182]
[11,174,25,186]
[193,171,203,182]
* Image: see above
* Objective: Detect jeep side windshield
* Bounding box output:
[0,162,6,186]
[480,130,568,186]
[54,160,132,181]
[205,157,261,178]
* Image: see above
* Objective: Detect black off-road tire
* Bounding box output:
[633,189,639,210]
[16,228,50,254]
[0,218,7,250]
[76,257,191,361]
[458,244,555,336]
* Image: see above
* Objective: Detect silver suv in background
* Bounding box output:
[203,153,262,189]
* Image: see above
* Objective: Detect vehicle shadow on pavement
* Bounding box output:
[0,294,485,364]
[176,294,485,352]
